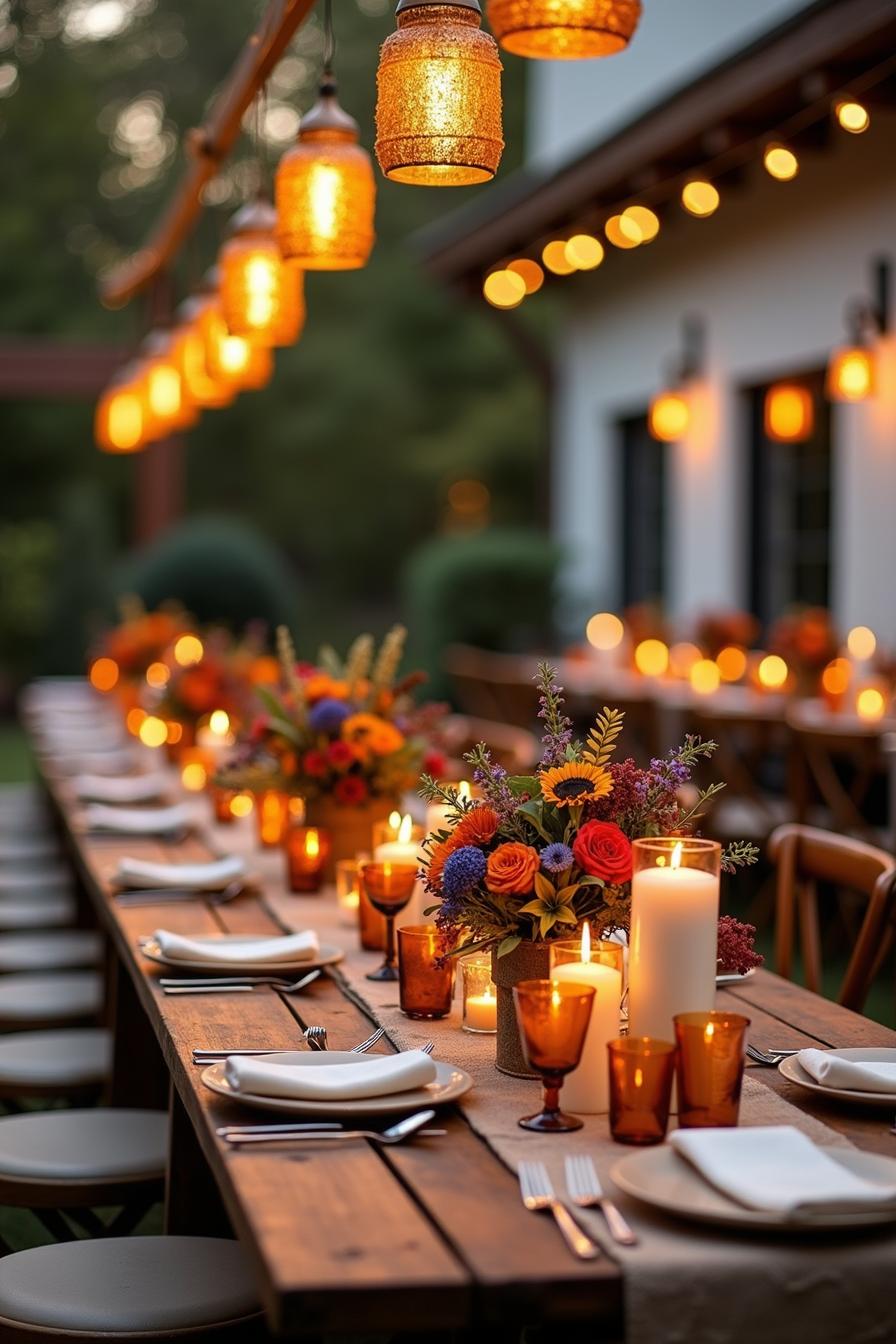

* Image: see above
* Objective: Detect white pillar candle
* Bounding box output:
[550,925,622,1114]
[628,841,719,1042]
[424,780,471,843]
[374,816,426,924]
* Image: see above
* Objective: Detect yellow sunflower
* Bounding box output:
[539,761,613,807]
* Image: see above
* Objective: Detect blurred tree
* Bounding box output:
[0,0,544,673]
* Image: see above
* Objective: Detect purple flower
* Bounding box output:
[441,846,487,902]
[541,842,574,874]
[308,697,352,735]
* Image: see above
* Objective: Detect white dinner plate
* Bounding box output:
[201,1050,473,1117]
[138,934,344,975]
[611,1143,896,1231]
[715,967,757,986]
[778,1048,896,1110]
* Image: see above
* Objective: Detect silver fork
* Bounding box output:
[162,969,321,996]
[192,1026,386,1063]
[565,1154,638,1246]
[746,1044,800,1066]
[304,1025,328,1051]
[518,1161,601,1260]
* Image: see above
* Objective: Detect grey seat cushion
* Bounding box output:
[0,895,77,931]
[0,1108,167,1181]
[0,1029,111,1087]
[0,1236,260,1332]
[0,971,102,1022]
[0,930,102,971]
[0,867,73,895]
[0,837,59,863]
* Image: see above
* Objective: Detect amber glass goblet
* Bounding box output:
[359,862,418,981]
[512,979,595,1132]
[674,1011,750,1128]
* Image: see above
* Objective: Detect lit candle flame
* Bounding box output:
[305,828,320,859]
[208,709,230,736]
[581,920,592,964]
[388,809,402,831]
[458,780,471,801]
[634,1067,644,1089]
[398,813,413,844]
[704,1022,715,1044]
[671,841,683,870]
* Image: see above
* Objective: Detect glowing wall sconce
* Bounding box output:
[827,258,890,402]
[648,315,704,442]
[764,383,814,442]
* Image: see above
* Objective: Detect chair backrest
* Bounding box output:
[441,714,539,775]
[786,703,889,840]
[767,822,896,1011]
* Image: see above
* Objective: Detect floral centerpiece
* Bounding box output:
[769,606,839,694]
[90,600,187,710]
[694,608,760,659]
[420,663,759,1073]
[218,624,445,875]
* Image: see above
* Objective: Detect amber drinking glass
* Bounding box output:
[284,825,332,893]
[359,862,418,981]
[255,789,291,847]
[209,784,236,825]
[607,1037,677,1144]
[397,925,455,1019]
[674,1011,750,1128]
[512,979,595,1132]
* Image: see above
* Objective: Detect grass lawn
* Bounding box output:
[0,722,32,784]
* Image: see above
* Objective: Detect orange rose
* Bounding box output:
[486,843,540,896]
[452,805,500,848]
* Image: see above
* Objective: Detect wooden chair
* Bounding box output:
[441,714,539,775]
[768,823,896,1011]
[442,644,504,719]
[786,701,890,842]
[0,1237,264,1342]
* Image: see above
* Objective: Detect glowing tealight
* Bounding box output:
[89,657,119,693]
[230,792,254,818]
[635,639,669,678]
[174,634,204,667]
[847,626,877,661]
[586,612,624,651]
[208,709,231,736]
[669,642,702,679]
[758,654,788,690]
[856,687,886,721]
[138,715,168,748]
[145,661,170,689]
[821,658,851,696]
[690,658,721,696]
[181,762,208,791]
[716,646,747,683]
[126,707,147,736]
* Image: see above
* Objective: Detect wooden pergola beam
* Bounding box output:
[98,0,318,310]
[0,341,126,398]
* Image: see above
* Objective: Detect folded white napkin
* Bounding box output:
[116,854,246,890]
[224,1050,437,1102]
[670,1126,896,1219]
[153,930,319,963]
[75,774,169,804]
[85,803,192,836]
[61,751,138,776]
[797,1048,896,1095]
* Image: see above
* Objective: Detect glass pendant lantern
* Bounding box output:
[140,330,199,440]
[486,0,641,59]
[276,75,376,270]
[219,194,305,346]
[173,296,235,410]
[95,365,145,454]
[375,0,503,186]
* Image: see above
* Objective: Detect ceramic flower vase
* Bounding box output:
[491,939,551,1078]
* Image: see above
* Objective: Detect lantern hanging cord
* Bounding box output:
[323,0,335,78]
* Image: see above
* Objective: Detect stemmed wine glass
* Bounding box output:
[359,862,418,982]
[513,978,595,1132]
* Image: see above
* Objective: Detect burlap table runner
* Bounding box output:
[215,815,896,1344]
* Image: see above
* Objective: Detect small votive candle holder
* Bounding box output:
[397,924,455,1019]
[255,789,291,847]
[335,859,363,927]
[461,954,497,1034]
[209,784,237,826]
[674,1011,750,1128]
[284,825,332,893]
[179,747,214,794]
[608,1037,677,1145]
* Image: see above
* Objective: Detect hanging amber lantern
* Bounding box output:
[219,195,305,346]
[95,365,145,454]
[276,75,376,270]
[140,330,199,440]
[375,0,503,186]
[174,294,234,410]
[486,0,641,58]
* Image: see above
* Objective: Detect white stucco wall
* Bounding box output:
[551,119,896,641]
[526,0,814,170]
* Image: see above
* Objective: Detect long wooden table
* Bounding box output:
[34,754,896,1339]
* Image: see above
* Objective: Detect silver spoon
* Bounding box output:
[219,1109,439,1146]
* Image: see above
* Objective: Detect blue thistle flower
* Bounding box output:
[441,846,487,901]
[308,697,352,735]
[541,842,574,874]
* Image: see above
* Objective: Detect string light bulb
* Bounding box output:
[542,240,576,275]
[564,234,604,270]
[506,257,544,293]
[482,267,525,308]
[835,99,870,134]
[276,67,375,270]
[604,213,641,248]
[681,180,719,217]
[763,143,799,181]
[375,0,503,187]
[486,0,642,59]
[622,205,659,242]
[219,195,305,346]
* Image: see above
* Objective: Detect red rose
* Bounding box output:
[249,714,270,742]
[327,741,354,770]
[303,749,328,778]
[572,821,632,883]
[334,774,368,805]
[424,750,447,778]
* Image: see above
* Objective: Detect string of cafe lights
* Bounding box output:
[482,50,896,311]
